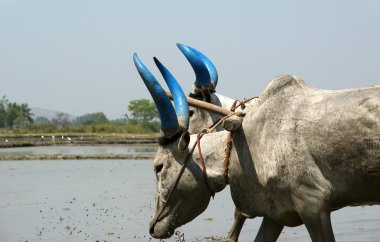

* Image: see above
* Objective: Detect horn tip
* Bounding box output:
[176,43,191,53]
[133,53,141,65]
[176,43,185,48]
[153,57,164,71]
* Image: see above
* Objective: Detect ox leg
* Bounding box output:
[254,217,284,242]
[300,210,335,242]
[227,209,247,241]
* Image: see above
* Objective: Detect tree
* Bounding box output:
[5,102,19,128]
[73,112,109,125]
[16,103,34,127]
[0,96,8,128]
[126,99,160,132]
[127,99,158,123]
[0,96,34,128]
[52,112,71,126]
[34,116,51,125]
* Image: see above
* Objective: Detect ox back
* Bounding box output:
[228,75,380,227]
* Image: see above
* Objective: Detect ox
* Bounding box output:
[177,43,256,241]
[133,51,380,242]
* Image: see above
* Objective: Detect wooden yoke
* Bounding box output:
[165,91,233,117]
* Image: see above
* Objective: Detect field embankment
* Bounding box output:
[0,134,159,160]
[0,133,159,148]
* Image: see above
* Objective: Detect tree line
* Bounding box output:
[0,96,33,129]
[0,96,160,133]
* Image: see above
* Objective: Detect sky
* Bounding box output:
[1,0,379,119]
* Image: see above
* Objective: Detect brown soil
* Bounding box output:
[0,134,159,160]
[0,134,159,148]
[0,153,155,161]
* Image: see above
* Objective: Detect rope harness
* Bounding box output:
[151,96,258,228]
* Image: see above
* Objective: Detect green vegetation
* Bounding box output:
[0,97,160,135]
[127,99,158,123]
[126,99,160,132]
[72,112,109,125]
[0,96,33,129]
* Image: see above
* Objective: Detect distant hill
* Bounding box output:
[31,107,77,121]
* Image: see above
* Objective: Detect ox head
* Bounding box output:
[177,43,222,134]
[133,54,212,239]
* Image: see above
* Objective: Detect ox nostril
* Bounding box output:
[149,224,155,235]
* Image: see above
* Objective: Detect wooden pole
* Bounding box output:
[165,91,233,116]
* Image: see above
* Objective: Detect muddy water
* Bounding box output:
[1,159,379,242]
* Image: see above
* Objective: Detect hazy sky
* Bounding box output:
[1,1,379,119]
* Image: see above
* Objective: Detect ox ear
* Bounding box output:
[178,131,190,151]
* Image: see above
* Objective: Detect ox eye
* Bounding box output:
[155,164,164,174]
[189,110,194,117]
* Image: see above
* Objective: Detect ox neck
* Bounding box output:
[189,88,236,109]
[189,130,231,194]
[212,93,235,109]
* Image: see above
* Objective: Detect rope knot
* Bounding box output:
[223,115,243,132]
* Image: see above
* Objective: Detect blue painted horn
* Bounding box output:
[153,57,189,129]
[176,43,218,90]
[133,53,180,136]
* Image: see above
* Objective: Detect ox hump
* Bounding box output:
[259,75,311,102]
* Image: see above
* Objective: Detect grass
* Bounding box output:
[0,122,160,137]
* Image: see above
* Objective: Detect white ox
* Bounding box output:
[134,52,380,242]
[176,43,256,241]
